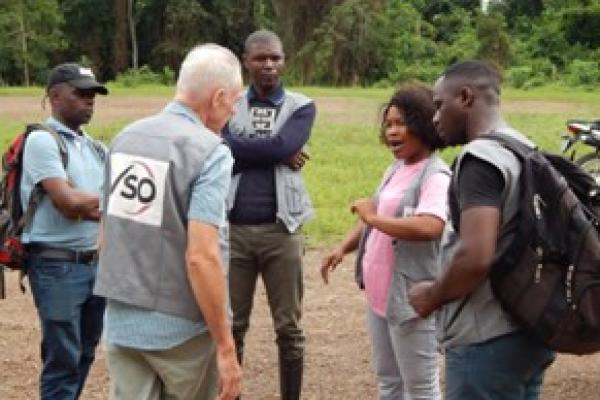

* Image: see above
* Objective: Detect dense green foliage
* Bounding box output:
[0,0,599,88]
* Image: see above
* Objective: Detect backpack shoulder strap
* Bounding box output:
[25,123,68,169]
[90,139,107,162]
[20,124,69,231]
[477,133,535,161]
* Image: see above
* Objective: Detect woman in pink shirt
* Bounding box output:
[321,84,450,400]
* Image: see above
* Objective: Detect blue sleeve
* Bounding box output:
[223,102,316,167]
[23,130,67,184]
[187,144,233,226]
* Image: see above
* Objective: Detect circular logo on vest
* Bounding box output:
[108,153,169,227]
[116,160,157,215]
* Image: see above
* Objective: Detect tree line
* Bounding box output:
[0,0,599,88]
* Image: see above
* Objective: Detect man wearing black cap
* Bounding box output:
[21,62,108,399]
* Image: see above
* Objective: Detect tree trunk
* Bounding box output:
[18,2,29,86]
[270,0,339,56]
[128,0,138,69]
[112,0,130,75]
[269,0,298,54]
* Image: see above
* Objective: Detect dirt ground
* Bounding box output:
[1,249,600,399]
[2,94,600,399]
[2,95,598,128]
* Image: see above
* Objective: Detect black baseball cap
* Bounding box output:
[46,63,108,95]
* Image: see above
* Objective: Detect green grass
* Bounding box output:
[1,86,598,247]
[502,84,600,104]
[2,82,600,102]
[0,85,174,97]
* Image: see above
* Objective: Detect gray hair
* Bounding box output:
[176,44,242,95]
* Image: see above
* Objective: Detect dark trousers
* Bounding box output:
[27,255,105,400]
[229,223,305,361]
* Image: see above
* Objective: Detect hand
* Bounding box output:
[351,198,376,225]
[408,280,442,318]
[286,150,309,170]
[216,346,242,400]
[88,207,101,221]
[320,247,345,284]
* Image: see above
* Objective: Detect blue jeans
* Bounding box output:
[445,331,556,400]
[27,255,105,400]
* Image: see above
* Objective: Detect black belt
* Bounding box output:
[26,244,98,264]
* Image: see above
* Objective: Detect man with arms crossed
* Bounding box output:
[223,30,316,400]
[22,63,107,400]
[408,60,555,399]
[95,44,242,400]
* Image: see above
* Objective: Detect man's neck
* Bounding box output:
[252,83,278,100]
[52,114,81,135]
[466,107,503,142]
[173,95,206,123]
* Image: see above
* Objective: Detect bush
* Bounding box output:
[113,65,173,87]
[507,66,532,88]
[372,79,392,88]
[507,59,555,89]
[530,58,556,80]
[160,66,175,85]
[389,64,443,86]
[522,74,547,90]
[566,59,600,86]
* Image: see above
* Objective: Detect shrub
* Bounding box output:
[530,58,556,80]
[507,66,532,88]
[114,65,164,87]
[372,79,392,88]
[566,59,600,86]
[389,64,443,86]
[523,74,547,90]
[160,66,175,85]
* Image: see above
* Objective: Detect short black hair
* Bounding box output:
[381,83,444,151]
[244,30,282,54]
[442,60,502,103]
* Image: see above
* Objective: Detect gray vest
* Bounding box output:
[438,126,534,348]
[95,110,221,321]
[226,90,314,233]
[356,155,450,325]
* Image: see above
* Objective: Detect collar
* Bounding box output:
[163,100,203,126]
[247,83,285,106]
[45,116,88,139]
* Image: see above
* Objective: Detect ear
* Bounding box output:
[460,86,475,107]
[211,87,226,108]
[47,86,60,104]
[242,53,250,70]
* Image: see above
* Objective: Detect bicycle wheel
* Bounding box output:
[577,152,600,185]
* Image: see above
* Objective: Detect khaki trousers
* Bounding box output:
[105,333,217,400]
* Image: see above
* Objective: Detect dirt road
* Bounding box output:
[1,249,600,399]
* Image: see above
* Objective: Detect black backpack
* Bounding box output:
[482,134,600,355]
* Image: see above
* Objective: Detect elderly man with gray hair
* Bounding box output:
[95,44,243,400]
